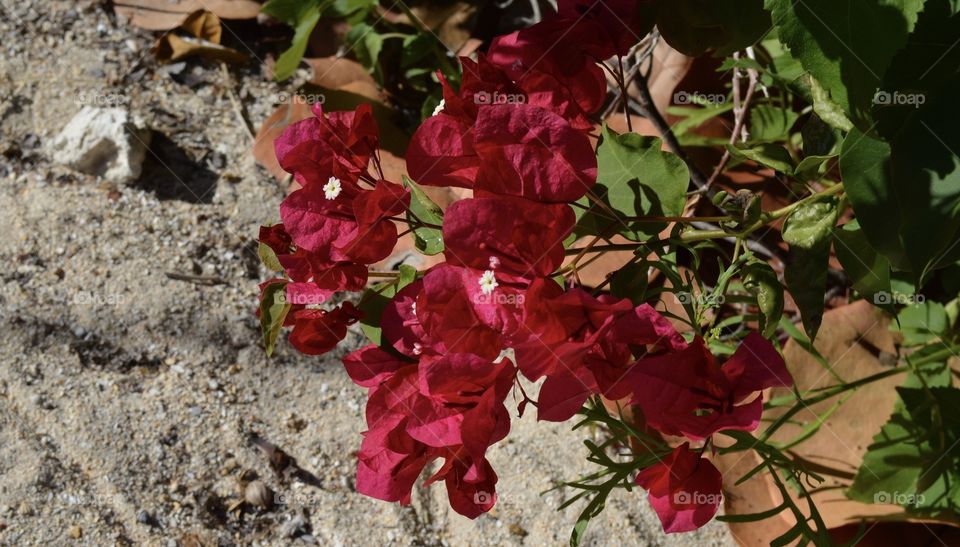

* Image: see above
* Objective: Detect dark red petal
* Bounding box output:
[442,196,574,278]
[723,332,793,400]
[635,443,723,533]
[280,187,357,259]
[473,104,597,202]
[406,114,478,189]
[536,368,597,422]
[342,344,411,388]
[352,180,410,226]
[380,279,430,358]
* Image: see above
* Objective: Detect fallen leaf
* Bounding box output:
[152,10,247,64]
[304,57,381,102]
[154,34,249,63]
[180,9,222,43]
[114,0,261,31]
[717,300,960,544]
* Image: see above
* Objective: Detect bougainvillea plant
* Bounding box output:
[258,0,960,544]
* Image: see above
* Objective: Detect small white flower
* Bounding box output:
[432,99,445,116]
[488,256,500,270]
[323,176,342,200]
[479,270,498,295]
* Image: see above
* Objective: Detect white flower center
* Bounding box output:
[432,99,445,117]
[479,270,498,295]
[410,302,417,315]
[323,176,342,200]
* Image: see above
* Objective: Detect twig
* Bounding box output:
[704,63,760,190]
[220,63,255,141]
[165,272,229,286]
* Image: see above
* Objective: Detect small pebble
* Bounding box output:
[244,481,274,509]
[136,510,152,525]
[68,525,82,539]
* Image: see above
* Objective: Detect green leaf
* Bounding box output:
[258,242,284,273]
[401,33,435,69]
[262,0,330,81]
[782,198,839,340]
[726,143,795,174]
[575,126,689,241]
[806,74,854,132]
[747,104,799,143]
[793,154,835,182]
[346,23,384,74]
[840,123,960,279]
[800,114,838,157]
[765,0,925,129]
[849,381,960,515]
[656,0,771,57]
[329,0,376,20]
[895,301,949,346]
[742,260,785,338]
[669,102,735,144]
[358,265,417,345]
[402,176,444,255]
[783,200,839,249]
[833,220,894,313]
[259,281,291,357]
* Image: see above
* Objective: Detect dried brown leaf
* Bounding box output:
[114,0,260,31]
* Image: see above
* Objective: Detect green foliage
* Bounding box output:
[894,302,950,346]
[849,366,960,516]
[833,220,893,313]
[727,143,795,174]
[575,126,689,241]
[765,0,925,130]
[259,281,291,357]
[743,259,785,338]
[262,0,333,81]
[264,0,457,116]
[782,198,840,340]
[358,265,417,346]
[346,23,384,77]
[840,125,960,281]
[403,176,444,255]
[258,242,284,273]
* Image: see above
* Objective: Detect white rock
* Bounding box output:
[49,106,151,184]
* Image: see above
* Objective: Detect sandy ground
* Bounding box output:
[0,1,735,545]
